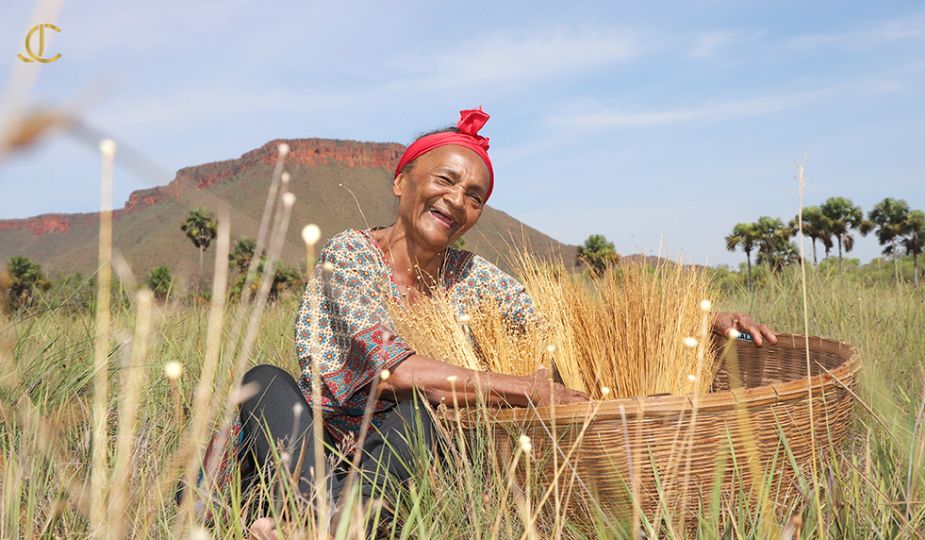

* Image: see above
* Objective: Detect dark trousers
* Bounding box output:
[239,365,435,517]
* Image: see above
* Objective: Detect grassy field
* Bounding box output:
[1,265,923,538]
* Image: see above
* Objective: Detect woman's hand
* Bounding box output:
[381,355,590,408]
[527,366,589,406]
[712,311,778,347]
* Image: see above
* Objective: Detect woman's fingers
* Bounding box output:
[741,319,776,348]
[758,323,778,345]
[746,322,764,347]
[713,311,779,348]
[553,384,590,404]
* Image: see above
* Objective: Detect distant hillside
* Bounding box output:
[0,138,576,284]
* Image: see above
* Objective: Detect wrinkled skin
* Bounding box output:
[391,144,489,255]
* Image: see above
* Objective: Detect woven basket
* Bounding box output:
[453,334,860,525]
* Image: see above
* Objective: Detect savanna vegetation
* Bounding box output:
[0,158,922,537]
[726,196,925,288]
[1,238,922,538]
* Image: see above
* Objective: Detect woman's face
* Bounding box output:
[393,144,490,251]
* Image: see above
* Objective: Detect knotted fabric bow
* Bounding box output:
[394,107,494,203]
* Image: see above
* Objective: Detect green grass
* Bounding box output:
[1,266,923,538]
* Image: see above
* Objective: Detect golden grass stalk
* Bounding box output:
[167,153,292,535]
[795,158,825,535]
[107,288,154,540]
[301,222,328,537]
[671,298,716,531]
[198,189,296,529]
[301,223,321,274]
[236,145,289,309]
[177,210,230,529]
[90,138,115,538]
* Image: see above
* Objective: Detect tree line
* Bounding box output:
[5,199,922,312]
[1,208,304,312]
[726,196,925,288]
[147,208,303,302]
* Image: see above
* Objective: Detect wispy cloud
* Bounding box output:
[549,70,919,131]
[87,25,662,135]
[687,30,765,60]
[786,13,925,50]
[549,87,839,129]
[59,0,250,59]
[386,27,657,92]
[91,86,363,133]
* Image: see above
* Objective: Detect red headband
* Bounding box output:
[394,107,494,203]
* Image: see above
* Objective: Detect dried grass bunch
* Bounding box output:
[387,290,546,374]
[389,252,718,400]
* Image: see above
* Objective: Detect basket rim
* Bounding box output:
[454,333,861,425]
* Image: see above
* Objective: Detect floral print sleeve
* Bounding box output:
[294,231,415,440]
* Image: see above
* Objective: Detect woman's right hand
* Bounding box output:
[528,366,589,406]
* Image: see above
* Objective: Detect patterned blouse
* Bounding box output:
[204,228,536,492]
[294,228,537,445]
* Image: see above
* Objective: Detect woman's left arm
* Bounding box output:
[711,311,778,347]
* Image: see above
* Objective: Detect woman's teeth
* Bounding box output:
[430,209,454,227]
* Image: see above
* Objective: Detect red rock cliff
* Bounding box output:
[0,138,405,236]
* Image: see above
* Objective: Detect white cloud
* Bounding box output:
[688,30,764,60]
[786,13,925,50]
[90,86,364,133]
[386,27,655,92]
[59,0,250,59]
[84,25,660,136]
[550,87,839,129]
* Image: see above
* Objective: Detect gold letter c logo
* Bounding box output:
[17,24,62,64]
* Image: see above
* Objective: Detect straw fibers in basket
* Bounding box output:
[451,333,860,527]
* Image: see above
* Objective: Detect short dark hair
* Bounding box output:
[400,125,459,175]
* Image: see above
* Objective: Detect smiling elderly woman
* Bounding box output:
[225,108,777,536]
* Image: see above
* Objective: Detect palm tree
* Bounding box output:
[5,256,51,310]
[576,234,619,276]
[231,260,302,302]
[901,209,925,288]
[230,237,257,274]
[819,233,834,260]
[145,266,173,301]
[725,222,760,290]
[753,216,797,272]
[869,198,910,286]
[180,208,218,285]
[789,205,832,265]
[271,263,302,300]
[819,197,863,270]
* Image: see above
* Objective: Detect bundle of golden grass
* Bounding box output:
[388,253,717,400]
[517,253,718,399]
[387,291,546,377]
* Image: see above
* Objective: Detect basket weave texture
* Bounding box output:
[454,334,860,521]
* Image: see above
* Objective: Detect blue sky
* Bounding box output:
[1,0,923,266]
